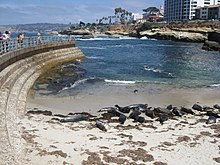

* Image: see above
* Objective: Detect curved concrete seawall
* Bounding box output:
[0,43,85,164]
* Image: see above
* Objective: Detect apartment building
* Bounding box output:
[164,0,220,22]
[195,5,220,19]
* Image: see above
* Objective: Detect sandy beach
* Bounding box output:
[19,84,220,165]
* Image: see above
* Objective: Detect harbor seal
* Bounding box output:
[96,120,109,131]
[60,114,89,122]
[213,104,220,110]
[119,114,127,124]
[115,104,131,113]
[192,104,203,111]
[145,109,155,119]
[206,116,216,124]
[172,107,183,117]
[129,108,141,119]
[127,104,148,112]
[180,107,195,115]
[159,114,169,124]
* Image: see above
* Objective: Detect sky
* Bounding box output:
[0,0,163,25]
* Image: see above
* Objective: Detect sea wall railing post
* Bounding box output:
[0,36,75,55]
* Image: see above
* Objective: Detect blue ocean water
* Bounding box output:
[73,36,220,89]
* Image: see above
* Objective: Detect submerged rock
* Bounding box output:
[202,41,220,51]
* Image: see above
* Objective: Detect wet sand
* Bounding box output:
[27,83,220,115]
[20,84,220,165]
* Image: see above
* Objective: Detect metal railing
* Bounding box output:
[0,36,75,55]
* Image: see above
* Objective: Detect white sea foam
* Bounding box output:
[78,37,119,41]
[104,79,136,84]
[144,65,175,78]
[80,46,106,49]
[209,84,220,87]
[140,36,148,40]
[86,56,104,59]
[144,66,162,73]
[78,36,137,41]
[62,78,93,90]
[119,36,137,40]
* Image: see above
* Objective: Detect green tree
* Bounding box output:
[143,7,160,13]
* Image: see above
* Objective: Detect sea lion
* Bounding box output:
[60,114,89,122]
[192,104,203,111]
[115,105,131,113]
[96,120,109,131]
[206,116,216,124]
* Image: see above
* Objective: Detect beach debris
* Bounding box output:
[96,120,109,131]
[206,116,217,124]
[60,114,89,122]
[192,104,203,111]
[27,110,52,116]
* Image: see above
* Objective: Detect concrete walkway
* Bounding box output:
[0,47,85,164]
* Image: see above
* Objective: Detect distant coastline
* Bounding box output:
[59,22,220,51]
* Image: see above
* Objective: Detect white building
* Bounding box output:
[164,0,220,22]
[132,13,145,23]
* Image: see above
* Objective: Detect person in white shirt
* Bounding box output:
[2,31,11,51]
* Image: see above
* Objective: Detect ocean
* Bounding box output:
[33,36,220,97]
[27,35,220,114]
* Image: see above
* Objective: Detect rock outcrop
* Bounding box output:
[201,31,220,51]
[139,30,207,43]
[202,41,220,51]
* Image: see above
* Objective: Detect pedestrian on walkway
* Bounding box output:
[37,32,42,44]
[2,31,11,52]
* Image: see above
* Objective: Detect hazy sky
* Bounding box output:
[0,0,163,25]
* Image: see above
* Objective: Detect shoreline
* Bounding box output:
[27,83,220,115]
